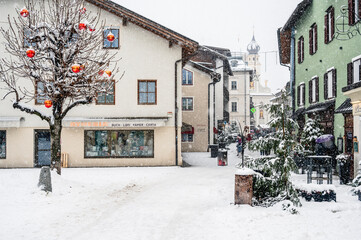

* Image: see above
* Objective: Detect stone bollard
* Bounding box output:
[235,168,255,205]
[38,166,52,192]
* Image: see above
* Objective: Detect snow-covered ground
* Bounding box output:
[1,144,360,240]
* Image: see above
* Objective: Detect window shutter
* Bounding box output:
[331,7,335,39]
[325,14,329,44]
[309,28,313,55]
[315,24,318,52]
[347,62,353,85]
[332,69,337,98]
[301,38,304,61]
[297,85,300,106]
[359,64,361,81]
[324,73,328,99]
[349,0,355,25]
[316,77,319,102]
[359,0,361,20]
[298,39,301,63]
[308,80,311,103]
[302,85,306,105]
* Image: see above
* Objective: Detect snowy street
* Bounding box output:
[1,144,360,240]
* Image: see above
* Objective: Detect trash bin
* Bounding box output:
[217,149,228,166]
[209,144,219,158]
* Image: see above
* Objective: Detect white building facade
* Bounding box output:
[0,0,198,168]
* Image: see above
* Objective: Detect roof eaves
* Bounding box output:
[86,0,199,53]
[282,0,313,31]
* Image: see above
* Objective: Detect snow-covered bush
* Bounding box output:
[300,117,323,153]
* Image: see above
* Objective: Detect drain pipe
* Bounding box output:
[175,58,182,166]
[208,73,221,145]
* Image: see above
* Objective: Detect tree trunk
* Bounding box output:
[50,118,62,175]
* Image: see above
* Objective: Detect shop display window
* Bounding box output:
[85,130,154,158]
[0,131,5,159]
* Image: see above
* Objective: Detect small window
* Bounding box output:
[97,81,115,105]
[352,58,361,84]
[324,69,337,99]
[250,81,254,89]
[348,0,361,25]
[182,134,193,142]
[138,80,157,105]
[309,23,318,55]
[298,36,304,63]
[297,83,305,106]
[325,7,335,44]
[103,28,119,49]
[182,97,193,111]
[0,131,6,159]
[35,81,47,105]
[259,109,264,119]
[231,102,237,112]
[231,81,237,90]
[309,77,319,103]
[182,69,193,85]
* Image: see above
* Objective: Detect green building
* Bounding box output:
[278,0,361,178]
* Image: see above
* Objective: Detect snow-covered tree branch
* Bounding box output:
[0,0,121,175]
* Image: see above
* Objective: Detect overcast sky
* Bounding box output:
[113,0,302,93]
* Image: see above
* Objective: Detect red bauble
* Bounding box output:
[88,26,95,32]
[79,23,87,30]
[79,7,86,14]
[106,32,115,42]
[44,100,52,108]
[71,64,80,73]
[20,8,29,17]
[98,70,104,76]
[105,70,112,77]
[26,49,35,58]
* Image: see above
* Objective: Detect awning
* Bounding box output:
[0,117,23,127]
[304,100,335,114]
[335,98,353,114]
[293,107,305,118]
[181,122,194,134]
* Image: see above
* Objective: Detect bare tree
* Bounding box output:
[0,0,119,174]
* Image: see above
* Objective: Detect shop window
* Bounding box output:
[85,130,154,158]
[324,68,337,99]
[182,134,193,142]
[138,80,157,105]
[97,81,115,105]
[182,69,193,85]
[309,23,318,55]
[103,28,119,49]
[309,77,319,103]
[232,102,237,112]
[231,81,237,90]
[324,7,335,44]
[182,97,193,111]
[348,58,361,85]
[298,36,304,63]
[0,131,5,159]
[348,0,361,25]
[297,83,305,106]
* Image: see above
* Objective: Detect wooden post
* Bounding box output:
[235,174,253,205]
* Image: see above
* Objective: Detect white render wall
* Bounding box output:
[0,0,184,167]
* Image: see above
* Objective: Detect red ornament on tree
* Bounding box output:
[98,70,104,76]
[71,64,80,73]
[44,100,52,108]
[20,8,29,17]
[105,70,112,77]
[79,23,87,30]
[88,26,95,32]
[79,7,86,14]
[26,49,35,58]
[106,32,115,42]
